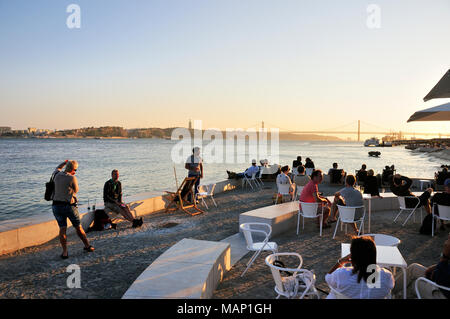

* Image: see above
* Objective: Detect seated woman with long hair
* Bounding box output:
[325,236,394,299]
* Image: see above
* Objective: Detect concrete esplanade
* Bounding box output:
[0,179,240,256]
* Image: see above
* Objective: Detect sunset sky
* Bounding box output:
[0,0,449,136]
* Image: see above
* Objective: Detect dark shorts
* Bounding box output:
[406,191,431,208]
[52,204,81,228]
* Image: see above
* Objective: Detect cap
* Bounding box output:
[252,159,257,164]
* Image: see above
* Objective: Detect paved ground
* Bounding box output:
[0,182,283,298]
[1,181,446,299]
[213,209,448,299]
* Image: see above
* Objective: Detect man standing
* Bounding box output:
[103,169,143,228]
[185,147,203,202]
[52,160,94,259]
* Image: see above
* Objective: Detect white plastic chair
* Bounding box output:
[394,196,422,226]
[240,223,278,277]
[256,167,264,187]
[415,277,450,299]
[333,205,365,239]
[265,253,320,299]
[242,173,255,190]
[249,172,261,190]
[432,204,450,237]
[196,184,217,210]
[293,186,304,201]
[297,202,324,236]
[276,182,292,204]
[305,168,314,176]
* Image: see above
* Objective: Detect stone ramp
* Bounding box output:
[122,238,230,299]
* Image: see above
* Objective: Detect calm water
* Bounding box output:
[0,138,444,223]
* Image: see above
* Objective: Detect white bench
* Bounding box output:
[239,201,299,239]
[122,238,230,299]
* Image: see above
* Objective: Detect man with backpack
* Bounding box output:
[50,160,94,259]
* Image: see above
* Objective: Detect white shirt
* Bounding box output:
[325,265,394,299]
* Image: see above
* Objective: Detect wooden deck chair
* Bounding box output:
[164,176,205,216]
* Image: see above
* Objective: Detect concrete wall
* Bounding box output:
[0,179,240,256]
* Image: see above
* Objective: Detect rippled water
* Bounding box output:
[0,138,444,223]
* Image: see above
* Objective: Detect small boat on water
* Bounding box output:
[368,151,381,157]
[364,137,380,147]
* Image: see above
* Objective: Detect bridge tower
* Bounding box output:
[357,120,360,142]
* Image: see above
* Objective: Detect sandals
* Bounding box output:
[83,245,95,252]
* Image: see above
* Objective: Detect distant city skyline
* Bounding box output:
[0,0,449,134]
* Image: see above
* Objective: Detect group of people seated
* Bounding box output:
[226,159,275,180]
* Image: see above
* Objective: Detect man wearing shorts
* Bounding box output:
[52,160,94,259]
[103,169,143,228]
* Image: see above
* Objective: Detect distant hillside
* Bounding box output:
[278,132,342,141]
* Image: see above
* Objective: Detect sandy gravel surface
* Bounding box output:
[213,209,448,299]
[0,182,286,299]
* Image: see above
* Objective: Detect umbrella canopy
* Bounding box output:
[423,69,450,102]
[407,102,450,122]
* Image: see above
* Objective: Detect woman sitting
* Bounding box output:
[325,236,394,299]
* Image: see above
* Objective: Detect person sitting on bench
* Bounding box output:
[227,159,260,179]
[328,163,346,184]
[104,169,143,228]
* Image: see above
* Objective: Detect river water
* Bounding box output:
[0,138,444,223]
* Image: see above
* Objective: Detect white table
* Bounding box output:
[363,234,401,247]
[341,243,407,299]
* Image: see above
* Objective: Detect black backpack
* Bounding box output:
[44,171,58,201]
[89,209,115,231]
[419,214,435,235]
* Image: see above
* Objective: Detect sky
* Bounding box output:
[0,0,449,137]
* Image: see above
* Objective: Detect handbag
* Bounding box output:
[44,171,58,201]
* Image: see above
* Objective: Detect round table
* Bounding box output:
[362,234,401,247]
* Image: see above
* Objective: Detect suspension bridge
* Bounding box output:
[244,120,450,141]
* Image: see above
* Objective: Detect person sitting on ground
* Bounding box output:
[326,236,394,299]
[52,160,94,259]
[430,178,450,230]
[294,165,310,187]
[436,167,450,186]
[390,174,432,215]
[276,165,294,200]
[299,169,332,228]
[363,169,381,197]
[227,159,260,179]
[392,233,450,299]
[104,169,143,228]
[328,163,346,184]
[330,175,364,234]
[356,164,368,186]
[304,157,315,169]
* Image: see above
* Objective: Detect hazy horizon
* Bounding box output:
[1,0,449,134]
